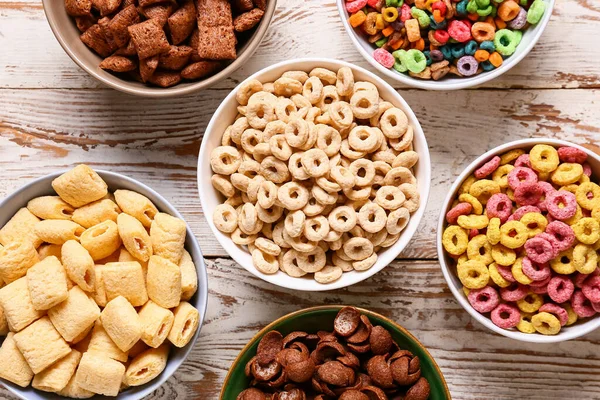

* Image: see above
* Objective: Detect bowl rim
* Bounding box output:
[436,138,600,343]
[0,169,209,400]
[197,57,431,292]
[41,0,277,98]
[335,0,555,91]
[219,305,451,399]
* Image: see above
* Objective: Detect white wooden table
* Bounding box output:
[1,0,600,398]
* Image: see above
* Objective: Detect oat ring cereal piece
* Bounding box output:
[300,149,330,178]
[285,117,310,148]
[315,125,342,158]
[247,99,276,130]
[256,204,284,224]
[260,156,290,184]
[350,90,379,119]
[257,181,278,209]
[294,247,327,273]
[301,76,324,105]
[238,203,262,235]
[255,237,281,257]
[284,210,306,238]
[314,266,344,284]
[309,67,337,85]
[356,203,386,234]
[386,207,410,235]
[346,160,374,187]
[210,146,241,175]
[304,216,330,242]
[467,286,500,313]
[281,250,307,278]
[343,237,374,261]
[231,229,256,245]
[348,126,379,153]
[336,67,354,97]
[252,249,279,274]
[276,182,308,211]
[288,152,310,181]
[317,86,340,112]
[269,134,293,162]
[274,77,303,98]
[237,79,263,106]
[375,186,406,210]
[378,107,408,139]
[284,231,318,253]
[330,166,356,190]
[213,204,238,233]
[399,183,420,213]
[328,206,358,233]
[531,312,561,335]
[326,103,352,133]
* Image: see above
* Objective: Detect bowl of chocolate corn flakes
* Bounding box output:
[42,0,276,96]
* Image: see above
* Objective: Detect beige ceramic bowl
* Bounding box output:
[42,0,277,97]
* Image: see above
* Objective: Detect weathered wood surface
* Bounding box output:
[1,0,600,399]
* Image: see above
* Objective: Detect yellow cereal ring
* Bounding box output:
[458,193,484,215]
[491,244,517,266]
[551,163,583,186]
[462,287,470,296]
[467,234,494,265]
[529,145,559,173]
[564,304,578,326]
[550,249,577,275]
[469,179,501,205]
[576,182,600,211]
[458,175,477,195]
[516,293,543,313]
[492,164,514,189]
[506,188,515,201]
[573,243,598,274]
[559,184,578,195]
[457,214,489,230]
[520,212,547,238]
[531,312,561,335]
[592,206,600,224]
[499,220,528,249]
[457,254,468,266]
[564,204,583,226]
[572,217,600,245]
[442,225,469,256]
[486,217,501,245]
[489,262,511,288]
[538,171,551,182]
[500,149,525,165]
[457,260,490,289]
[512,258,533,285]
[516,313,536,334]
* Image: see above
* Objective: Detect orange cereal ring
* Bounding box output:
[498,0,520,21]
[471,22,495,42]
[489,52,503,68]
[474,49,490,62]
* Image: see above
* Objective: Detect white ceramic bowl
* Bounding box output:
[0,170,209,399]
[437,138,600,343]
[198,58,431,292]
[336,0,555,90]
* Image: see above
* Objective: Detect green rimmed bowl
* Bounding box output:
[220,306,450,399]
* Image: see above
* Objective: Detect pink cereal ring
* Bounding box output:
[538,303,569,326]
[448,20,472,42]
[490,303,521,329]
[500,283,528,302]
[529,274,552,288]
[546,191,577,221]
[486,193,512,223]
[592,301,600,313]
[535,233,560,258]
[521,257,551,282]
[469,228,480,240]
[530,283,548,294]
[467,286,500,313]
[536,181,555,212]
[524,237,555,264]
[373,48,395,68]
[345,0,368,13]
[571,290,596,318]
[507,205,541,222]
[366,0,379,6]
[496,264,516,283]
[446,202,473,224]
[400,3,412,21]
[558,146,587,164]
[583,163,592,177]
[514,182,543,207]
[545,221,575,252]
[475,156,501,179]
[574,269,599,288]
[507,167,538,190]
[582,276,600,303]
[547,276,575,304]
[514,154,531,168]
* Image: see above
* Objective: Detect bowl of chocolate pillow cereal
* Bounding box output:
[42,0,277,97]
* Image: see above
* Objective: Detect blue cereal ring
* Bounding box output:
[481,60,495,71]
[480,40,495,53]
[440,45,454,61]
[451,43,466,59]
[465,40,478,56]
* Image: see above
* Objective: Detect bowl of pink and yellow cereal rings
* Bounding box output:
[437,138,600,343]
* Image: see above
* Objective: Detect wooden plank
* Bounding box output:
[0,0,599,90]
[1,88,599,258]
[3,258,599,400]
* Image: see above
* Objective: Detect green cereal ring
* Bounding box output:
[411,7,430,28]
[477,5,493,16]
[467,0,479,14]
[475,0,490,8]
[513,30,523,46]
[494,29,518,56]
[392,50,408,72]
[400,49,428,73]
[393,61,408,73]
[527,0,546,24]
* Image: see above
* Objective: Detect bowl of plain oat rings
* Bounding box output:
[198,58,431,291]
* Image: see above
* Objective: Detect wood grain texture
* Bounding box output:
[1,88,599,258]
[0,0,599,89]
[1,0,600,399]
